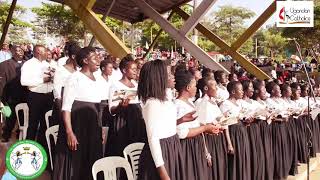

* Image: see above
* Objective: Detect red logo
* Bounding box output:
[279,7,285,21]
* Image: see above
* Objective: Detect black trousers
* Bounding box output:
[26,91,53,149]
[1,101,24,139]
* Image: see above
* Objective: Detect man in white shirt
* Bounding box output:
[21,45,54,149]
[0,43,12,63]
[107,55,122,81]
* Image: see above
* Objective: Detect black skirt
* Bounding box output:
[294,115,308,163]
[53,101,103,180]
[286,117,298,176]
[180,135,211,180]
[258,120,274,180]
[247,121,265,180]
[315,114,320,153]
[138,134,186,180]
[205,133,228,180]
[308,114,320,156]
[272,120,290,179]
[105,104,147,157]
[228,123,251,180]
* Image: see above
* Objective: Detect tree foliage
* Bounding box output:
[32,3,87,40]
[0,1,31,30]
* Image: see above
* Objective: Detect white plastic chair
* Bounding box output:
[45,110,53,129]
[45,125,59,170]
[92,156,134,180]
[15,103,29,140]
[123,142,145,179]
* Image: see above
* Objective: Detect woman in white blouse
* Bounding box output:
[137,60,185,180]
[52,43,80,126]
[174,70,219,180]
[219,81,251,180]
[105,55,147,159]
[214,70,229,104]
[265,81,292,179]
[252,80,274,180]
[241,80,266,180]
[196,77,228,180]
[53,47,104,180]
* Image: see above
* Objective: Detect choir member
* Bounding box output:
[105,55,146,157]
[253,80,274,180]
[52,43,80,126]
[266,81,291,179]
[174,70,219,180]
[214,70,229,103]
[219,81,251,180]
[241,80,265,180]
[137,59,186,180]
[53,47,104,180]
[21,45,54,151]
[196,77,228,180]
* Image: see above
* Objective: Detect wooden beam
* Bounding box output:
[174,7,270,80]
[81,0,96,9]
[0,0,17,47]
[64,0,130,58]
[133,0,229,73]
[231,1,276,50]
[179,0,217,36]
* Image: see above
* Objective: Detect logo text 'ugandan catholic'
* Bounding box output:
[276,1,314,27]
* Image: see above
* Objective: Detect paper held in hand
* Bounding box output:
[112,90,137,101]
[217,116,238,126]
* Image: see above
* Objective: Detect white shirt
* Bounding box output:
[110,68,123,81]
[219,99,242,118]
[53,66,74,99]
[62,71,103,112]
[21,57,53,93]
[109,80,139,110]
[57,56,68,66]
[95,73,112,101]
[166,88,175,102]
[265,97,286,111]
[0,50,12,63]
[216,84,229,102]
[195,95,223,125]
[141,99,177,168]
[174,99,200,139]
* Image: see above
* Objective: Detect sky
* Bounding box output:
[11,0,276,27]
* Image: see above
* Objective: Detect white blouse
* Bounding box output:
[166,88,175,102]
[141,99,177,168]
[265,97,287,111]
[108,80,139,110]
[95,73,112,101]
[195,95,223,125]
[216,84,229,102]
[62,71,103,112]
[174,99,200,139]
[53,66,73,99]
[219,99,242,118]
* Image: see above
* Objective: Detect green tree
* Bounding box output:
[262,30,288,61]
[32,3,87,40]
[202,5,255,55]
[0,1,31,30]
